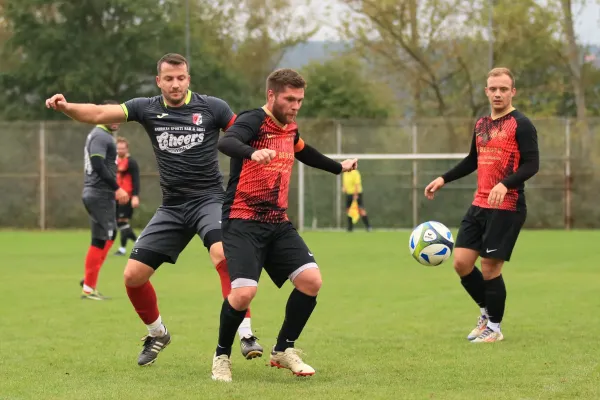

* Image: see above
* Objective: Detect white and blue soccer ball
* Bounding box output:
[409,221,455,266]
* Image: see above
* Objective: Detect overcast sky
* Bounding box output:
[307,1,600,45]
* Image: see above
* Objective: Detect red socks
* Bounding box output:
[101,240,114,262]
[126,281,160,324]
[83,240,114,291]
[216,259,251,318]
[83,245,105,290]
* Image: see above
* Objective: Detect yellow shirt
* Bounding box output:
[343,170,363,194]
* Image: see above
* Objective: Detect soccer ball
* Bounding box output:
[409,221,455,266]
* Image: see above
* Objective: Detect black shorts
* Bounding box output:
[116,200,134,220]
[131,197,223,266]
[345,193,364,208]
[455,205,526,261]
[222,219,318,288]
[82,195,116,241]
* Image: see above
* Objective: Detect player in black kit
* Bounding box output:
[45,53,262,366]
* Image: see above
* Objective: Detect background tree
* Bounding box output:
[0,0,184,120]
[300,54,394,119]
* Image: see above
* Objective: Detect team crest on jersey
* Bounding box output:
[192,113,203,126]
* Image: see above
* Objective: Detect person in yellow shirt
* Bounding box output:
[342,169,372,232]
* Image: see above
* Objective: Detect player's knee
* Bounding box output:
[453,257,475,277]
[123,260,154,287]
[292,267,322,296]
[229,287,256,310]
[481,259,503,280]
[209,241,225,265]
[452,248,479,277]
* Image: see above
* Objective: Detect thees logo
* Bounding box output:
[157,132,205,154]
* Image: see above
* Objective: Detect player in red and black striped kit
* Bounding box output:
[425,67,540,343]
[210,69,357,382]
[114,137,141,256]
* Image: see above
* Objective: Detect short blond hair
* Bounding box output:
[487,67,515,88]
[116,136,129,146]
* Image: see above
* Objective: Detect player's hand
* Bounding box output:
[424,177,445,200]
[340,158,358,172]
[251,149,277,165]
[487,183,507,208]
[131,196,140,208]
[115,188,130,205]
[45,93,69,112]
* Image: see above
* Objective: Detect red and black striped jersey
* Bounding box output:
[221,107,306,223]
[443,109,539,211]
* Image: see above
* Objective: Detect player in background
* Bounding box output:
[45,53,262,366]
[424,67,539,343]
[114,137,141,256]
[342,168,371,232]
[211,68,357,382]
[80,100,129,300]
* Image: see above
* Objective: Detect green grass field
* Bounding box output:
[1,230,599,400]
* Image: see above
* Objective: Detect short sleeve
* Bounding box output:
[206,96,235,130]
[89,134,112,158]
[121,98,151,123]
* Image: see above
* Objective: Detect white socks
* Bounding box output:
[487,321,501,332]
[238,317,253,339]
[146,315,249,338]
[147,316,167,337]
[83,284,94,294]
[480,308,488,317]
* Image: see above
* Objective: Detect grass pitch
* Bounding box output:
[1,230,598,399]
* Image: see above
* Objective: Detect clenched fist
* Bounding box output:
[340,158,358,172]
[251,149,277,165]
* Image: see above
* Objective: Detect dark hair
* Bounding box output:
[266,68,306,95]
[157,53,189,74]
[487,67,515,88]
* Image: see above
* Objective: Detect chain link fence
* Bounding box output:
[1,117,598,230]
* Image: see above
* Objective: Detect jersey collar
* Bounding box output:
[262,106,287,129]
[163,90,192,108]
[96,124,111,133]
[491,106,515,120]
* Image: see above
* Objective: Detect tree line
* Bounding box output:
[0,0,599,122]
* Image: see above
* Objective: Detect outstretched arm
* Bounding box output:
[45,94,126,124]
[425,132,477,200]
[294,140,343,174]
[441,132,478,184]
